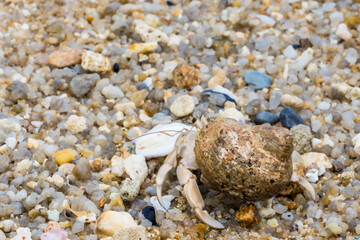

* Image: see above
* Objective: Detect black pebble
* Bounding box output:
[166,1,175,6]
[112,63,120,73]
[254,111,280,125]
[141,206,158,226]
[279,107,303,129]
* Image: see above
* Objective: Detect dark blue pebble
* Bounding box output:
[254,111,280,125]
[279,107,303,129]
[141,206,158,226]
[112,63,120,73]
[245,70,273,90]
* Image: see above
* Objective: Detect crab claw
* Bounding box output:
[179,165,225,229]
[194,208,225,229]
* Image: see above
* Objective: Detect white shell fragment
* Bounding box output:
[63,200,96,223]
[133,122,193,158]
[150,195,175,212]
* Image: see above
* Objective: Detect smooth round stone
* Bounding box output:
[254,111,280,125]
[245,71,273,90]
[279,107,303,129]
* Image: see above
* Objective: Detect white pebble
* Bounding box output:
[5,137,17,149]
[336,23,352,41]
[283,45,298,59]
[65,115,87,134]
[170,95,195,117]
[3,219,14,232]
[291,48,314,71]
[101,85,124,99]
[81,51,111,73]
[317,102,330,110]
[47,209,60,221]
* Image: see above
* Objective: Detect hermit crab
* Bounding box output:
[134,118,315,229]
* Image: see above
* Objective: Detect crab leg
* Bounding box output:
[177,164,224,229]
[156,134,186,207]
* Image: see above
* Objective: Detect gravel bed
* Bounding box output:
[0,0,359,239]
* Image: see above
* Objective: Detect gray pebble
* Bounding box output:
[7,81,29,102]
[70,74,100,98]
[245,71,273,90]
[72,158,92,180]
[245,99,262,116]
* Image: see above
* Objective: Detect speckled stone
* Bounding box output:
[195,118,293,201]
[290,124,312,154]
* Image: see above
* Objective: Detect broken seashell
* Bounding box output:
[63,200,96,223]
[95,211,137,237]
[301,152,331,175]
[150,195,174,212]
[133,122,193,158]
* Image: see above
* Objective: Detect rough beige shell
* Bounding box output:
[194,118,293,201]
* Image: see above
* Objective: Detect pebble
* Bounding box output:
[267,218,278,228]
[279,107,304,128]
[269,91,282,110]
[165,208,185,222]
[10,227,32,240]
[172,64,200,89]
[48,48,83,68]
[336,23,352,41]
[235,204,260,227]
[70,73,100,98]
[283,45,298,59]
[217,108,245,122]
[259,208,275,218]
[281,94,303,109]
[113,226,147,240]
[170,95,195,117]
[352,134,360,156]
[81,51,111,73]
[244,99,261,116]
[52,148,77,165]
[290,124,312,154]
[208,69,226,88]
[328,222,342,236]
[7,80,29,102]
[245,70,273,90]
[301,152,332,175]
[95,211,137,236]
[129,42,158,54]
[134,23,168,43]
[281,212,294,221]
[140,206,157,226]
[72,157,92,180]
[102,85,124,99]
[65,115,87,134]
[291,48,313,71]
[254,111,279,125]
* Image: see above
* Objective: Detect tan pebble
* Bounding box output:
[113,225,147,240]
[48,48,83,68]
[52,148,77,165]
[95,211,137,237]
[135,23,168,43]
[281,94,304,108]
[235,204,260,227]
[58,163,76,175]
[99,198,107,208]
[267,218,278,228]
[236,78,246,88]
[27,138,39,149]
[65,115,87,134]
[0,145,7,154]
[217,108,245,122]
[172,64,200,89]
[90,158,103,172]
[129,42,158,54]
[259,208,275,218]
[170,95,195,117]
[172,8,182,17]
[50,174,64,188]
[208,69,226,88]
[43,221,61,232]
[114,102,136,112]
[27,181,37,189]
[328,222,342,236]
[81,51,111,73]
